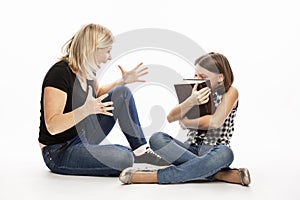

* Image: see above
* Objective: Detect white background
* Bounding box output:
[1,0,299,200]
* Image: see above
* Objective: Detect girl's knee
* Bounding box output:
[149,132,171,151]
[218,145,234,164]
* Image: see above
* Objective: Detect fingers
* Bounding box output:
[120,62,145,72]
[198,87,210,94]
[136,67,148,80]
[118,63,148,84]
[133,62,143,70]
[97,93,109,101]
[95,104,114,111]
[195,87,210,96]
[135,68,148,82]
[137,66,148,74]
[197,91,211,104]
[193,83,198,92]
[95,105,114,116]
[118,65,125,74]
[84,87,114,116]
[196,87,211,105]
[97,105,114,112]
[137,70,148,78]
[197,96,210,104]
[138,72,148,77]
[101,101,114,107]
[93,93,114,116]
[95,102,114,116]
[101,111,114,117]
[135,79,146,83]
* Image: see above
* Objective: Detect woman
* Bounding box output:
[119,52,251,186]
[39,23,169,176]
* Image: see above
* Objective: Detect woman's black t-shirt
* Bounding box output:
[38,60,90,145]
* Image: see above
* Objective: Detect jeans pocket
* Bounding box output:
[42,143,67,170]
[42,148,56,170]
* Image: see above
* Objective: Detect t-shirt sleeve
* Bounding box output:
[43,64,71,93]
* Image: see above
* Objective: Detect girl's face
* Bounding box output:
[195,64,224,90]
[94,46,112,67]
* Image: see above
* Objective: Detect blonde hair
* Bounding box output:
[60,23,114,79]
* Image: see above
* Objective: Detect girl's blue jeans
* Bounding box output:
[149,132,234,184]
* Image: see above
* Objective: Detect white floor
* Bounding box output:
[1,132,299,200]
[1,161,297,200]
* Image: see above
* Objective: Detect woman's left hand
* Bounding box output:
[118,62,148,84]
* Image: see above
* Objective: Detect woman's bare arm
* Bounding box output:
[44,86,113,135]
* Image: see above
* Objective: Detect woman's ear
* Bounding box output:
[218,74,224,83]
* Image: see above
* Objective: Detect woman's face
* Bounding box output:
[195,64,223,90]
[94,46,112,67]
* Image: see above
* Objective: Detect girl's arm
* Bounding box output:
[167,98,196,123]
[181,86,239,130]
[44,86,113,135]
[167,85,211,123]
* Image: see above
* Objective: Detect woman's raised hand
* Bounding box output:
[118,62,148,84]
[83,86,114,116]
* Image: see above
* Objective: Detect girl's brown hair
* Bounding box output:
[194,52,234,92]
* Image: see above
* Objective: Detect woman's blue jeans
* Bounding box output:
[149,132,234,184]
[42,86,147,176]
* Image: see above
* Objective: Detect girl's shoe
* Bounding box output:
[119,168,137,184]
[238,168,251,186]
[119,167,156,184]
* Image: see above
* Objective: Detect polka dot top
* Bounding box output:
[186,91,238,146]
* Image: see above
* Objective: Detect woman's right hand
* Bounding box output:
[187,83,211,106]
[83,86,114,116]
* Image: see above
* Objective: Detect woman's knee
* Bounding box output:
[114,146,134,169]
[92,145,134,171]
[149,132,172,151]
[110,86,134,108]
[111,85,131,98]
